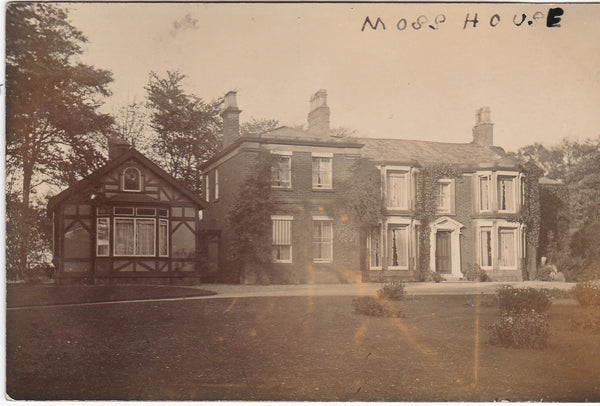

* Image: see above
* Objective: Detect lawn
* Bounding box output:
[6,284,216,307]
[6,294,600,401]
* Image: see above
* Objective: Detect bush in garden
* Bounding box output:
[488,310,552,349]
[497,286,552,314]
[352,296,405,318]
[464,264,492,282]
[376,281,405,300]
[573,281,600,306]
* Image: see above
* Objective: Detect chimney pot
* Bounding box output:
[472,106,493,146]
[307,89,330,137]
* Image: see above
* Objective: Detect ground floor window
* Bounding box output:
[499,228,517,268]
[368,226,381,269]
[272,216,292,263]
[479,227,492,268]
[388,225,408,268]
[115,218,155,256]
[94,206,170,257]
[313,217,333,262]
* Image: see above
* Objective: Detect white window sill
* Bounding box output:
[388,266,409,271]
[273,260,293,264]
[314,259,332,263]
[369,267,383,271]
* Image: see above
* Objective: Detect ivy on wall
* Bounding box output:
[415,163,461,280]
[228,150,276,283]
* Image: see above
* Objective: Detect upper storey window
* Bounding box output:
[498,175,516,212]
[437,179,455,214]
[312,154,333,189]
[123,167,141,192]
[479,174,491,212]
[272,153,292,188]
[386,171,408,209]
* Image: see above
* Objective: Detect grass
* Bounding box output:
[6,284,216,307]
[6,294,600,401]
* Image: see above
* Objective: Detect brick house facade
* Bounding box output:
[201,91,534,283]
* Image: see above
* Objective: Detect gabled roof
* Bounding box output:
[357,138,520,169]
[47,148,206,213]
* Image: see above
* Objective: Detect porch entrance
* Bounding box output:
[435,231,452,274]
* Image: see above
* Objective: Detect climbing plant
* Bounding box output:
[508,160,543,278]
[415,163,461,281]
[228,150,276,283]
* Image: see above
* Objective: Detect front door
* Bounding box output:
[435,231,452,274]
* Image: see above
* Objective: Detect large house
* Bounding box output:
[48,140,208,285]
[200,90,534,283]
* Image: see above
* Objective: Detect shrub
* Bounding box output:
[497,286,552,314]
[573,281,600,306]
[571,307,600,334]
[464,264,492,282]
[376,282,405,301]
[488,310,552,349]
[352,296,405,318]
[536,264,554,281]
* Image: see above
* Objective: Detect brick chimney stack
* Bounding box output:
[307,89,330,137]
[221,90,242,148]
[472,106,493,146]
[108,136,131,160]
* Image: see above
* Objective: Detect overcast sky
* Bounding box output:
[69,2,600,152]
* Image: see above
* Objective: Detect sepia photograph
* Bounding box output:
[5,1,600,401]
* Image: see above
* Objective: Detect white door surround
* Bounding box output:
[429,216,464,278]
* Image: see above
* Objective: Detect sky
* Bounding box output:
[67,2,600,152]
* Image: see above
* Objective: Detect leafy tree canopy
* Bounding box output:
[145,70,222,192]
[240,118,280,137]
[6,3,115,206]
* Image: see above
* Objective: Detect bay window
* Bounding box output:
[387,224,408,268]
[498,176,516,212]
[95,206,169,257]
[479,227,492,268]
[386,171,408,209]
[479,175,491,211]
[498,228,517,268]
[368,226,382,269]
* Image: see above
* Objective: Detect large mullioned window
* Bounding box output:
[96,207,169,257]
[272,216,293,263]
[313,217,333,262]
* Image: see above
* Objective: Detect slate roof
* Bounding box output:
[261,126,360,144]
[357,138,520,169]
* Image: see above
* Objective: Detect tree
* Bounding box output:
[145,71,222,192]
[240,118,279,137]
[6,4,114,280]
[6,3,114,206]
[113,100,150,151]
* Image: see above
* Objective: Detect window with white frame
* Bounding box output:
[479,227,492,268]
[498,228,517,268]
[205,173,210,202]
[387,224,408,268]
[271,154,291,188]
[114,218,155,256]
[368,225,382,269]
[214,169,219,200]
[272,216,292,263]
[437,179,454,213]
[159,219,169,257]
[520,175,526,208]
[386,171,408,209]
[123,167,142,192]
[96,218,110,256]
[498,176,516,212]
[312,156,332,189]
[313,217,333,262]
[479,175,491,211]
